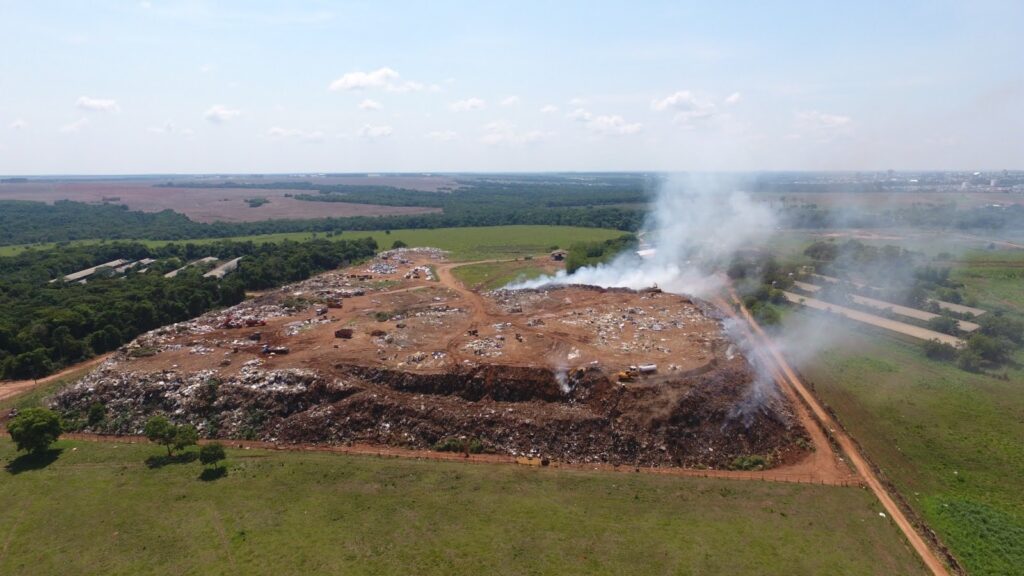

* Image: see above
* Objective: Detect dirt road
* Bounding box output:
[0,355,110,404]
[730,288,951,576]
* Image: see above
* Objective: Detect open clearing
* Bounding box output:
[0,180,440,223]
[0,438,926,576]
[0,225,628,260]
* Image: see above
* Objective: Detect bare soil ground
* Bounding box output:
[0,180,440,222]
[50,249,813,469]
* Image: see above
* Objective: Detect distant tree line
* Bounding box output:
[0,198,644,247]
[0,237,377,381]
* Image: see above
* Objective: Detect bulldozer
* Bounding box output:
[616,367,639,382]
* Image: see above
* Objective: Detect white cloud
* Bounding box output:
[499,95,520,107]
[450,97,486,112]
[480,121,551,146]
[267,126,324,141]
[149,121,193,136]
[60,117,90,133]
[567,108,641,135]
[358,124,393,138]
[426,130,458,141]
[204,105,241,123]
[358,98,382,111]
[651,90,719,127]
[797,110,852,130]
[724,92,742,105]
[569,97,587,107]
[567,108,592,121]
[199,64,215,74]
[328,67,433,93]
[539,104,559,114]
[794,110,853,142]
[586,114,642,135]
[10,118,27,130]
[76,96,120,113]
[330,67,398,90]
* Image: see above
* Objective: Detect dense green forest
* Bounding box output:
[0,237,377,380]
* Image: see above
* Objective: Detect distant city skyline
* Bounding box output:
[1,1,1021,174]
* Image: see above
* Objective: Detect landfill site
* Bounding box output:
[52,248,811,468]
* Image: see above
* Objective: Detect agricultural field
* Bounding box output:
[0,225,627,261]
[0,179,441,223]
[0,438,926,576]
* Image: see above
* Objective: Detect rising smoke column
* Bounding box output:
[508,173,784,418]
[508,173,777,297]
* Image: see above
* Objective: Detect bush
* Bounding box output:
[966,333,1011,364]
[85,402,106,427]
[957,349,984,372]
[199,443,226,467]
[926,316,961,336]
[729,455,768,471]
[923,339,958,361]
[7,408,62,453]
[390,240,408,249]
[433,437,485,454]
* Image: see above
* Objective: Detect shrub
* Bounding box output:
[923,339,958,361]
[957,349,984,372]
[87,402,106,427]
[433,437,485,454]
[390,240,408,249]
[926,316,961,336]
[729,455,768,471]
[199,443,227,467]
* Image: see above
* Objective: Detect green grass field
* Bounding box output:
[451,260,552,290]
[0,438,925,576]
[0,225,627,261]
[792,314,1024,575]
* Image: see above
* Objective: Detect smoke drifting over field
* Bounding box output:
[509,173,777,297]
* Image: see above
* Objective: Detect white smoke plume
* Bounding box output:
[508,173,777,296]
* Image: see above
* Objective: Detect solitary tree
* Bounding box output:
[7,408,62,453]
[199,443,226,468]
[144,416,198,456]
[174,424,199,454]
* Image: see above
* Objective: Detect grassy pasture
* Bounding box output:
[0,438,925,576]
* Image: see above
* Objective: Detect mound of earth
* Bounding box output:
[51,248,810,468]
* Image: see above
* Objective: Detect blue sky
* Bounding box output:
[0,1,1021,174]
